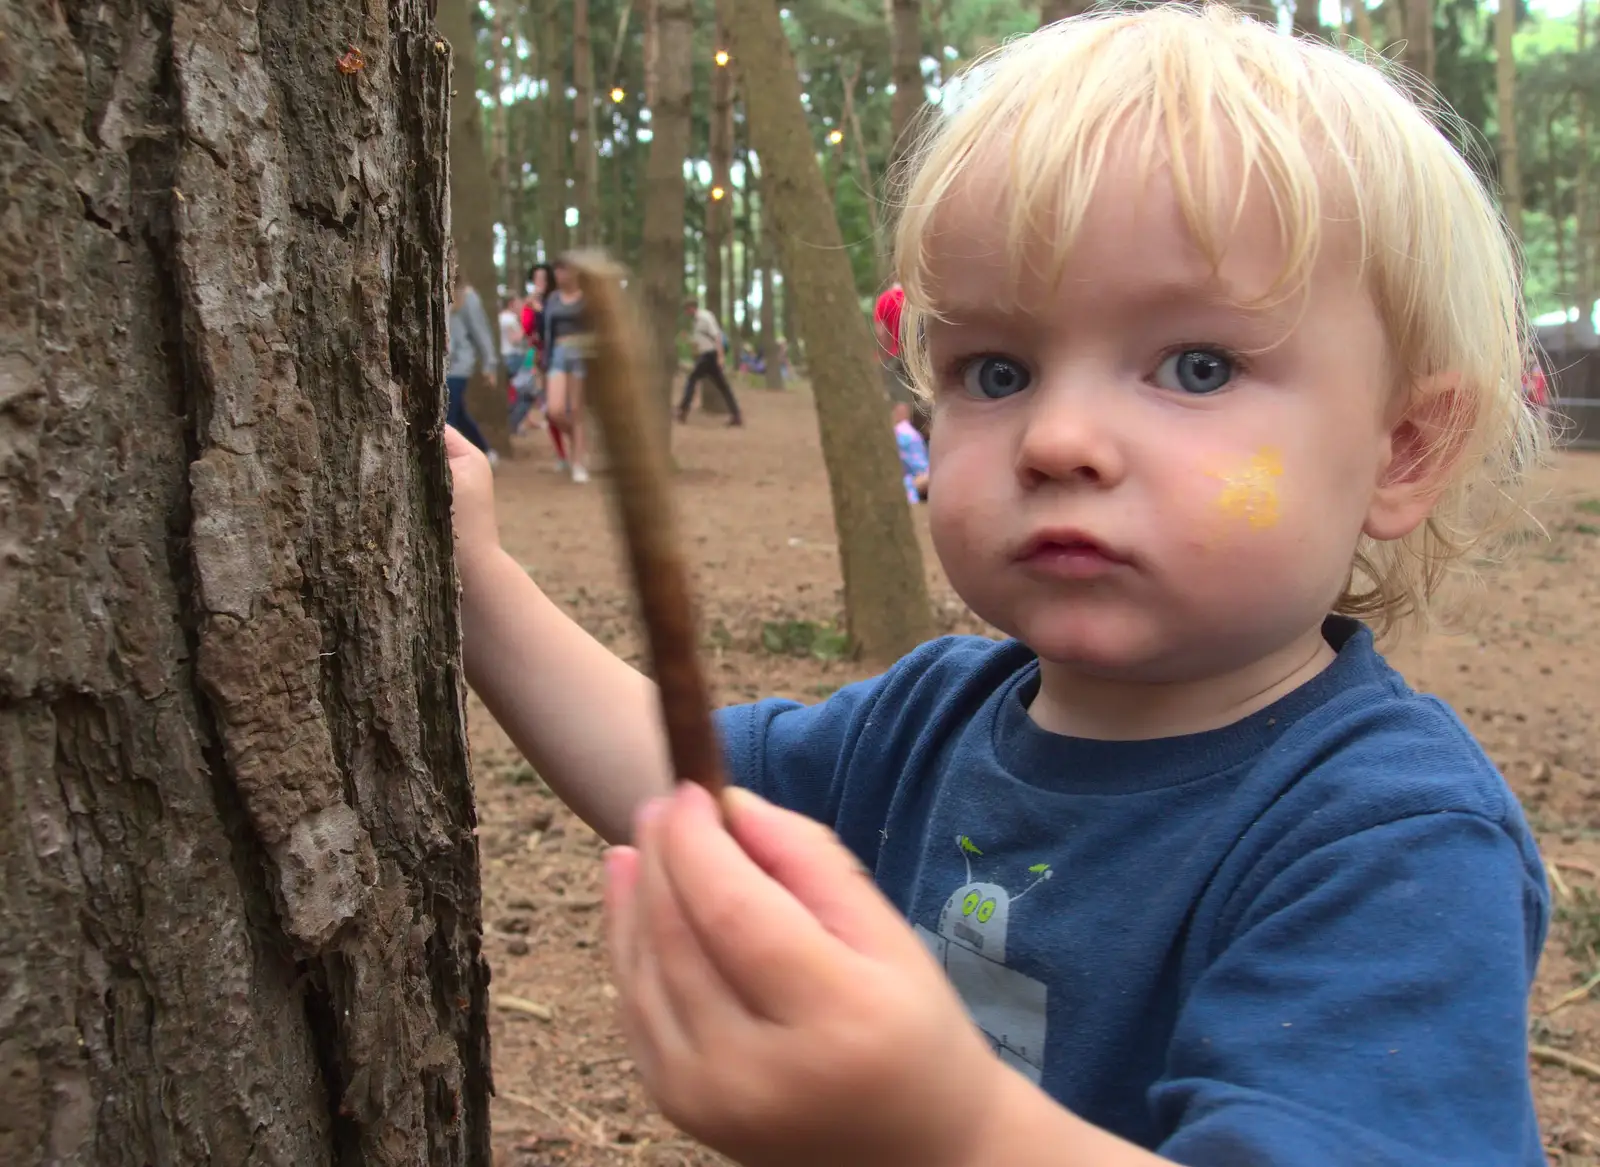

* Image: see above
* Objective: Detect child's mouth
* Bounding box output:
[1015,530,1127,578]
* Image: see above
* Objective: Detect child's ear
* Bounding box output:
[1363,373,1466,542]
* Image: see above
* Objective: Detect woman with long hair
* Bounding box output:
[540,257,591,483]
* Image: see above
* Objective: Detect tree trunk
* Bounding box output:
[752,155,786,388]
[640,0,696,444]
[1401,0,1434,83]
[1293,0,1324,38]
[701,16,735,413]
[3,1,492,1164]
[724,0,934,663]
[1576,0,1595,333]
[887,0,923,174]
[1039,0,1095,24]
[1495,0,1523,241]
[535,1,570,259]
[490,4,512,290]
[841,59,886,286]
[572,0,601,245]
[1351,0,1375,46]
[442,0,510,454]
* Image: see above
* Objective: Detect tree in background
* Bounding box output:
[442,0,510,454]
[4,0,490,1161]
[725,0,934,663]
[640,0,698,441]
[573,0,603,244]
[1497,0,1526,241]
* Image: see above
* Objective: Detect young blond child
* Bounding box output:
[446,5,1554,1164]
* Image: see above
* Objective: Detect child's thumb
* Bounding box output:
[443,424,479,463]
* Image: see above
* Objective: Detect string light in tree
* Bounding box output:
[610,86,626,103]
[714,49,730,67]
[711,186,727,201]
[827,129,844,145]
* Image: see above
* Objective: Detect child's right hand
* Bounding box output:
[444,425,501,575]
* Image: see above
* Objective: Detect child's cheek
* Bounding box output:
[1190,446,1288,550]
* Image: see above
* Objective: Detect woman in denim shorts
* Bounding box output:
[540,258,593,483]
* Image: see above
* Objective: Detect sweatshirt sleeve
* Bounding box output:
[1151,812,1547,1166]
[464,289,497,374]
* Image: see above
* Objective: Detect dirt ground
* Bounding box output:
[470,380,1600,1165]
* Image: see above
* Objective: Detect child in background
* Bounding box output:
[446,6,1553,1164]
[893,400,930,502]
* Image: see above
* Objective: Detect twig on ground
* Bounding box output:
[570,250,727,802]
[1553,858,1599,880]
[1531,1044,1600,1081]
[493,994,555,1022]
[1548,861,1572,902]
[1543,969,1600,1016]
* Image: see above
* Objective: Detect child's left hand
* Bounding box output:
[603,782,1006,1167]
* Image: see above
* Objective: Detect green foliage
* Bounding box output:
[1556,885,1600,977]
[759,618,853,660]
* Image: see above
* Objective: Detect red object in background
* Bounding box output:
[874,285,906,357]
[1523,365,1549,406]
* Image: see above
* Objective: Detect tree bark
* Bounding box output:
[490,4,512,290]
[751,155,786,388]
[1293,0,1324,38]
[1351,0,1375,46]
[572,0,601,245]
[640,0,696,445]
[1495,0,1523,241]
[1401,0,1434,83]
[1576,0,1595,334]
[2,1,491,1164]
[534,0,570,260]
[841,58,887,287]
[887,0,924,174]
[724,0,934,663]
[1038,0,1095,24]
[442,0,510,453]
[700,15,736,413]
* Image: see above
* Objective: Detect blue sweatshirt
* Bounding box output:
[715,617,1547,1165]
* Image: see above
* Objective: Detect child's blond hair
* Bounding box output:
[892,2,1553,637]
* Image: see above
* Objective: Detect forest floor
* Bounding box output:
[472,379,1600,1166]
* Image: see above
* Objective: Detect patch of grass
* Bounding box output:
[704,619,735,652]
[1556,886,1600,978]
[505,762,544,789]
[760,619,852,662]
[1574,523,1600,537]
[1576,498,1600,516]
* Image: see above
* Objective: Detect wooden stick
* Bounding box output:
[567,250,727,798]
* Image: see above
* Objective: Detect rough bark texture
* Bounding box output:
[440,0,509,453]
[571,0,600,246]
[724,0,933,664]
[2,1,491,1163]
[639,0,695,445]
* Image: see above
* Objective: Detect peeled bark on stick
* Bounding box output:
[2,0,491,1162]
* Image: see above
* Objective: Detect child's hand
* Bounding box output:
[603,783,1006,1167]
[443,424,500,575]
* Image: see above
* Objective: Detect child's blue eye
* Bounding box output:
[962,356,1032,399]
[1155,349,1235,395]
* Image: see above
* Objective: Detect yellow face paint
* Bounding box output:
[1211,448,1284,530]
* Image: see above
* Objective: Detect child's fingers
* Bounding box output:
[637,802,751,1051]
[443,423,483,464]
[658,784,865,1023]
[605,808,695,1078]
[722,786,919,966]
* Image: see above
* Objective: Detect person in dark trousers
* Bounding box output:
[675,298,742,426]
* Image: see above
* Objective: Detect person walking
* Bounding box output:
[674,297,743,426]
[446,251,499,464]
[540,257,593,483]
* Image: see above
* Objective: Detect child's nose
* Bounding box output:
[1014,389,1126,489]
